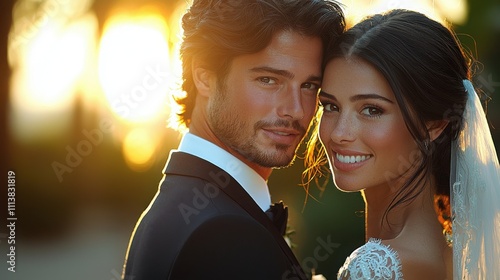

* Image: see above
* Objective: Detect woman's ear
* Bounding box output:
[192,61,214,97]
[426,120,449,141]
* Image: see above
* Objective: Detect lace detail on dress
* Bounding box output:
[337,238,403,280]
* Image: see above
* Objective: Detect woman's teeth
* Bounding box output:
[336,153,371,164]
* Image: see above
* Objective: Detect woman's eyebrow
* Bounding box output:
[319,90,393,104]
[319,90,336,100]
[349,93,394,104]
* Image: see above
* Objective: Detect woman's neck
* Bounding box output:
[362,180,439,241]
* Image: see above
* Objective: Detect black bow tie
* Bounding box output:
[265,201,288,236]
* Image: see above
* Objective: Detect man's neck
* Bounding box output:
[188,123,272,180]
[178,131,272,211]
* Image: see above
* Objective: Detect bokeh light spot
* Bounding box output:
[122,128,157,171]
[97,13,172,124]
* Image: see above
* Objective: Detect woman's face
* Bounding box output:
[319,58,419,192]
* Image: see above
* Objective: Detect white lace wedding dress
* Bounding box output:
[337,238,403,280]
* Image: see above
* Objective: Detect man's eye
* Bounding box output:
[302,83,319,90]
[258,77,276,84]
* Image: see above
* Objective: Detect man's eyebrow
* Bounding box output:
[319,90,393,103]
[250,66,322,82]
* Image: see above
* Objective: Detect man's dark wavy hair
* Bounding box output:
[173,0,345,130]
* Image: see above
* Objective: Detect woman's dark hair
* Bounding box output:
[305,9,472,229]
[174,0,345,130]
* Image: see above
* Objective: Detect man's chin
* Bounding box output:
[235,141,297,168]
[271,159,296,170]
[257,152,296,169]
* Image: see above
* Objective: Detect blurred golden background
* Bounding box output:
[1,0,499,279]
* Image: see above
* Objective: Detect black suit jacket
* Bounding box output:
[123,151,307,280]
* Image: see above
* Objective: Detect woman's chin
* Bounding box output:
[333,181,362,193]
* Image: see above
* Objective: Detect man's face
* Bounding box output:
[207,30,323,168]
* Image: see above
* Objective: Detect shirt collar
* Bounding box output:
[177,132,271,211]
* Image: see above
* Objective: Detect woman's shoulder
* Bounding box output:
[337,238,403,280]
[391,238,452,280]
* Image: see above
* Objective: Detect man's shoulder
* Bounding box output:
[136,170,251,235]
[124,190,261,279]
[157,170,241,213]
[156,152,250,219]
[164,151,236,184]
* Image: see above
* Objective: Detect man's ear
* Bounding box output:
[426,120,449,141]
[192,61,214,98]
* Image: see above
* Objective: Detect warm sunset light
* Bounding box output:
[435,0,468,24]
[10,15,96,113]
[8,8,98,141]
[5,0,499,279]
[122,128,158,171]
[97,13,174,124]
[339,0,468,26]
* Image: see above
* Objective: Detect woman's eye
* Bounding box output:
[361,106,383,117]
[258,77,277,84]
[320,102,338,112]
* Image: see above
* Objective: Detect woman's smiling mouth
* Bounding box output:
[335,153,372,164]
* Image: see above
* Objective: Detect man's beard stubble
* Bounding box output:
[207,84,307,169]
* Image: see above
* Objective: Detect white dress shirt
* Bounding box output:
[177,132,272,211]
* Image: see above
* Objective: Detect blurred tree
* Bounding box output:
[457,0,500,150]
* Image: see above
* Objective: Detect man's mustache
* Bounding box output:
[254,119,307,135]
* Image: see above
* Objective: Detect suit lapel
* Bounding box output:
[164,151,307,279]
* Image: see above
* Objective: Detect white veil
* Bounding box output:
[451,79,500,279]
